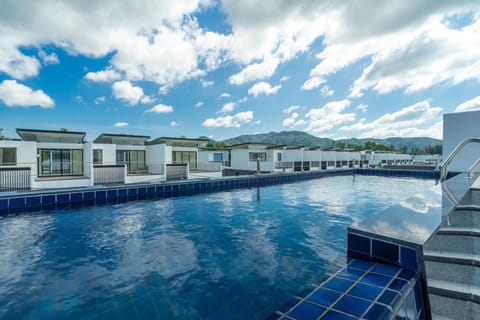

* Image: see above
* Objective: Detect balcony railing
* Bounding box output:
[0,167,31,191]
[94,165,125,185]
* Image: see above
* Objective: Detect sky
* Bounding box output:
[1,1,480,142]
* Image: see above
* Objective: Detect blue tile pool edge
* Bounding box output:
[0,168,439,215]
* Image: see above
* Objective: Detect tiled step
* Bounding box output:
[428,279,480,302]
[425,259,478,287]
[429,293,480,320]
[424,234,479,255]
[459,189,480,206]
[445,209,480,229]
[424,250,480,266]
[437,227,480,237]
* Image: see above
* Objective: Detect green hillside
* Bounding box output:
[223,131,442,154]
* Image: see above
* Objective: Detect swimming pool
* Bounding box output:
[0,175,436,319]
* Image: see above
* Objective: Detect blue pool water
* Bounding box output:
[0,175,436,319]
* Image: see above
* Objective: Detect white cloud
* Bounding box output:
[112,80,151,105]
[74,96,84,104]
[170,121,179,126]
[283,112,299,127]
[85,68,122,82]
[301,76,325,91]
[247,81,281,97]
[201,80,214,88]
[195,101,204,108]
[304,100,355,134]
[218,92,231,99]
[340,100,442,138]
[283,105,300,114]
[229,56,279,85]
[38,51,59,65]
[0,80,54,108]
[146,103,174,113]
[95,96,106,104]
[219,102,237,113]
[202,111,253,128]
[356,104,368,112]
[280,76,290,82]
[114,122,128,128]
[320,85,334,97]
[455,96,480,112]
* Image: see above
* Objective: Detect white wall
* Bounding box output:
[443,110,480,172]
[230,149,274,172]
[93,143,116,165]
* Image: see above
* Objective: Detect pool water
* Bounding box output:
[0,175,436,319]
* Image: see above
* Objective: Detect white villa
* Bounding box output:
[0,128,439,191]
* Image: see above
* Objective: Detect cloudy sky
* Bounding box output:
[1,0,480,141]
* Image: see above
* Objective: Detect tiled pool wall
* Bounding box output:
[0,168,439,215]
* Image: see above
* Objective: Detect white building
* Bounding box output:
[443,110,480,173]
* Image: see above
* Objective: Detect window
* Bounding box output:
[0,148,16,165]
[213,153,223,162]
[277,153,282,162]
[116,150,146,173]
[249,152,267,162]
[172,151,197,170]
[93,149,103,164]
[38,149,83,176]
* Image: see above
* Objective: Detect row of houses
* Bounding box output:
[0,128,440,191]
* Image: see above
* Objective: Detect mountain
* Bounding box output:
[224,131,442,153]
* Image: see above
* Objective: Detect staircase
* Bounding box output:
[424,189,480,319]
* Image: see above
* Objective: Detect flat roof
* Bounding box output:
[228,142,276,148]
[147,136,210,145]
[94,133,151,144]
[16,128,86,143]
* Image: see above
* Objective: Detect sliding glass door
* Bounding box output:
[38,149,83,177]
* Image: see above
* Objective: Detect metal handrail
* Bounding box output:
[468,157,480,179]
[440,137,480,182]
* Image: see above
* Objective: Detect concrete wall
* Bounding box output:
[443,110,480,173]
[93,143,116,165]
[230,149,275,172]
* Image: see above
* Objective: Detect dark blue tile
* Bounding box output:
[84,191,95,202]
[337,266,366,281]
[128,188,138,200]
[323,277,355,293]
[107,189,118,202]
[349,259,375,271]
[138,187,147,200]
[347,233,370,255]
[26,196,41,211]
[333,295,370,317]
[348,282,383,301]
[378,289,401,307]
[397,269,416,283]
[57,193,70,207]
[155,185,164,197]
[287,301,325,320]
[371,263,400,277]
[70,192,83,203]
[321,310,357,320]
[9,197,26,212]
[147,186,155,195]
[361,272,392,288]
[118,189,128,200]
[0,199,8,215]
[363,303,392,320]
[307,288,341,307]
[42,195,56,209]
[372,239,399,264]
[347,250,370,261]
[95,190,106,200]
[413,281,423,313]
[400,246,418,271]
[388,278,409,293]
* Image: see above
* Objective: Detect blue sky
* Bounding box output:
[1,1,480,141]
